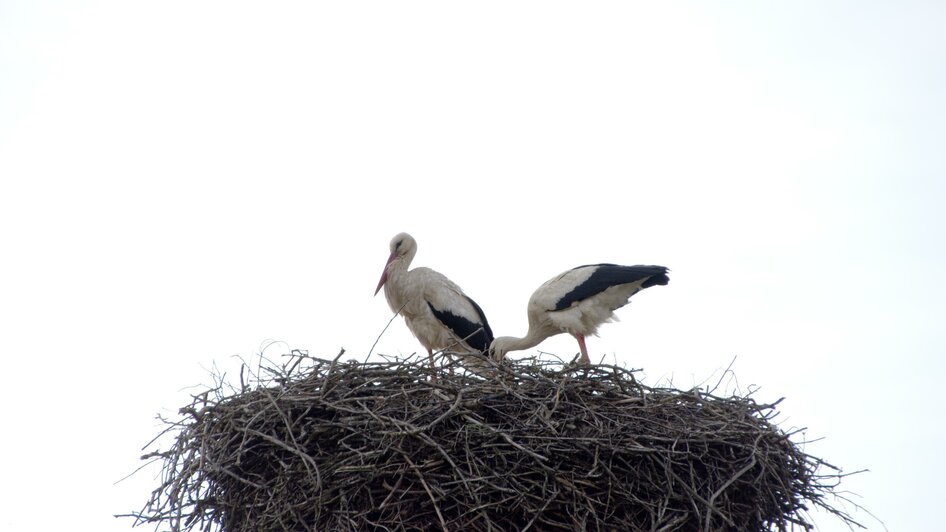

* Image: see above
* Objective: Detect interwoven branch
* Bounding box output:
[126,350,863,531]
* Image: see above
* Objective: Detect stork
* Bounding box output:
[489,263,669,364]
[374,232,494,374]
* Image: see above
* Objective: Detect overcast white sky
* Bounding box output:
[1,2,944,530]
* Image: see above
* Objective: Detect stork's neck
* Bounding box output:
[381,254,414,314]
[494,327,547,353]
[385,252,413,281]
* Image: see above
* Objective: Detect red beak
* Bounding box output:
[374,251,396,295]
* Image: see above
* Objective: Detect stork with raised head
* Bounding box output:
[489,263,669,364]
[374,232,494,374]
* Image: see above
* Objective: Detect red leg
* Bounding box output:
[428,348,438,382]
[574,334,590,364]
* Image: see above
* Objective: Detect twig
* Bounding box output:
[126,352,866,532]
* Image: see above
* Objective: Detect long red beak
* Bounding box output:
[374,251,396,295]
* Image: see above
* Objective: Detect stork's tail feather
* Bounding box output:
[640,266,670,288]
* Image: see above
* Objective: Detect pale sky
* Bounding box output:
[1,2,944,530]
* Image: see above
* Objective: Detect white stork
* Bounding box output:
[489,263,669,364]
[374,232,494,373]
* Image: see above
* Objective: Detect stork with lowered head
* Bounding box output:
[490,263,669,364]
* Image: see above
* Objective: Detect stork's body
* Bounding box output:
[490,263,669,364]
[375,233,494,373]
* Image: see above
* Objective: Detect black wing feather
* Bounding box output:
[553,264,669,311]
[427,297,494,353]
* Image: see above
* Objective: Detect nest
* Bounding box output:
[129,351,861,531]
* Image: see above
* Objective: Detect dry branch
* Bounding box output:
[127,350,863,531]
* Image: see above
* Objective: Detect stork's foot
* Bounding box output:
[563,352,591,369]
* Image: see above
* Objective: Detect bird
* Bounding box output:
[374,232,494,374]
[489,263,669,364]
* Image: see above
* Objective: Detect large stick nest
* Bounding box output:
[130,351,861,531]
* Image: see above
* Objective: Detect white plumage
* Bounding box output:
[374,232,494,372]
[490,263,669,364]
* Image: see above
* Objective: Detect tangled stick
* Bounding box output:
[126,350,864,531]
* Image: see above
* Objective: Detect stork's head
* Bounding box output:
[488,337,513,363]
[374,232,418,295]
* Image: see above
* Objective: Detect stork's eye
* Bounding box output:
[395,240,402,251]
